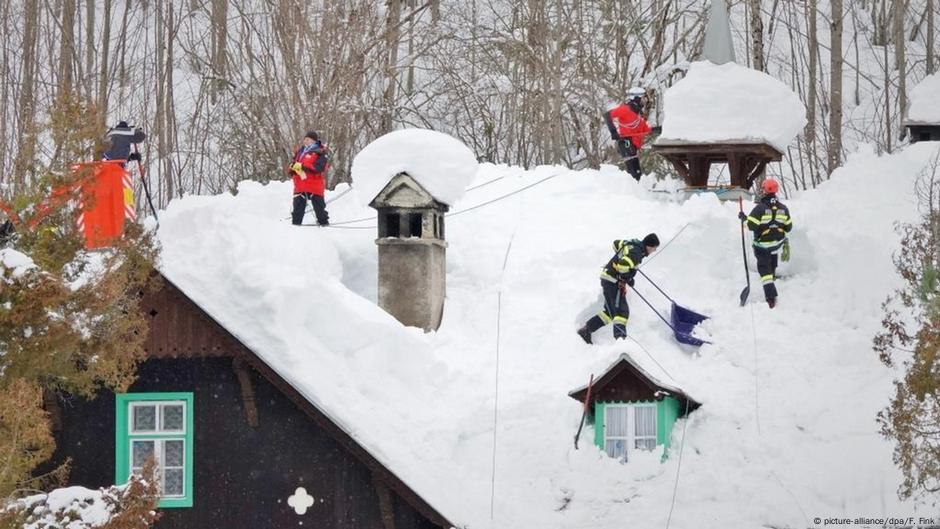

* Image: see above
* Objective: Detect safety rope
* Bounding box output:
[297,174,508,220]
[665,398,690,529]
[639,222,690,268]
[745,296,810,526]
[626,335,688,529]
[446,172,561,219]
[324,171,563,228]
[490,225,517,521]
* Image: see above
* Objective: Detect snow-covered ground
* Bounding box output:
[156,142,940,528]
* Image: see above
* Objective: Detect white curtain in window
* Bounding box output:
[634,406,657,451]
[604,406,630,461]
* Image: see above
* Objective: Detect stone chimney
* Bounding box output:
[369,172,448,332]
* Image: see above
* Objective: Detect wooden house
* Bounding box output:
[568,354,700,462]
[44,274,454,529]
[905,121,940,143]
[905,73,940,143]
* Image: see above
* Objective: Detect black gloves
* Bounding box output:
[128,152,141,162]
[626,277,635,287]
[738,211,747,222]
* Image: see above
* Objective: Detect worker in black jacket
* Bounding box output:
[577,233,660,344]
[738,178,792,308]
[103,121,147,163]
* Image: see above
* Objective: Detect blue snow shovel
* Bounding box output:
[633,269,710,346]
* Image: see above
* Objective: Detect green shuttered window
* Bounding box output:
[115,393,194,508]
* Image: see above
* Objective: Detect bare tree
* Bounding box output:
[747,0,765,71]
[829,0,844,174]
[85,0,95,99]
[895,0,907,138]
[210,0,228,103]
[58,0,77,100]
[805,0,819,185]
[96,0,111,128]
[382,0,402,133]
[12,0,41,189]
[929,0,936,74]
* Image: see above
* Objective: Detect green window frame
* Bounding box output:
[594,397,682,462]
[115,392,194,508]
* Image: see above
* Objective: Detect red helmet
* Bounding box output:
[762,178,779,194]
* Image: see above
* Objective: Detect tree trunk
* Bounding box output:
[210,0,228,103]
[929,0,935,74]
[85,0,95,99]
[806,0,818,182]
[97,0,112,129]
[166,3,178,201]
[0,1,10,182]
[896,0,907,138]
[884,36,892,153]
[155,0,172,205]
[382,0,402,133]
[828,0,844,174]
[748,0,765,71]
[58,0,77,101]
[12,0,40,190]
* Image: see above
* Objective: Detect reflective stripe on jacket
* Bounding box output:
[745,195,792,250]
[600,239,646,283]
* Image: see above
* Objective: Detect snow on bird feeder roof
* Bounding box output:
[658,61,806,152]
[351,128,478,207]
[907,72,940,124]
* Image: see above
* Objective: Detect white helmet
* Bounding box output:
[626,86,646,99]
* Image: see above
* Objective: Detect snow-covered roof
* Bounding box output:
[153,140,940,527]
[351,128,478,207]
[907,72,940,124]
[657,61,806,152]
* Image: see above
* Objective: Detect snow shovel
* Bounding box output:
[738,197,751,306]
[633,270,710,347]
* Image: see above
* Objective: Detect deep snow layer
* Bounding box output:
[351,128,479,207]
[659,61,806,152]
[157,143,940,528]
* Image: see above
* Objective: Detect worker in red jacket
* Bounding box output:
[287,130,329,226]
[604,87,652,181]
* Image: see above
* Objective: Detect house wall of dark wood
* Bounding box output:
[49,357,440,529]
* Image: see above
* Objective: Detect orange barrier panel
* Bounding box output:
[75,161,134,249]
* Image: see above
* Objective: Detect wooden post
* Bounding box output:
[373,476,398,529]
[232,358,259,427]
[689,156,711,187]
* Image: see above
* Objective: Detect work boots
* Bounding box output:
[577,326,593,344]
[767,297,777,309]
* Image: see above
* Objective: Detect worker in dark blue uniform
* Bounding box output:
[577,233,660,344]
[739,178,792,308]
